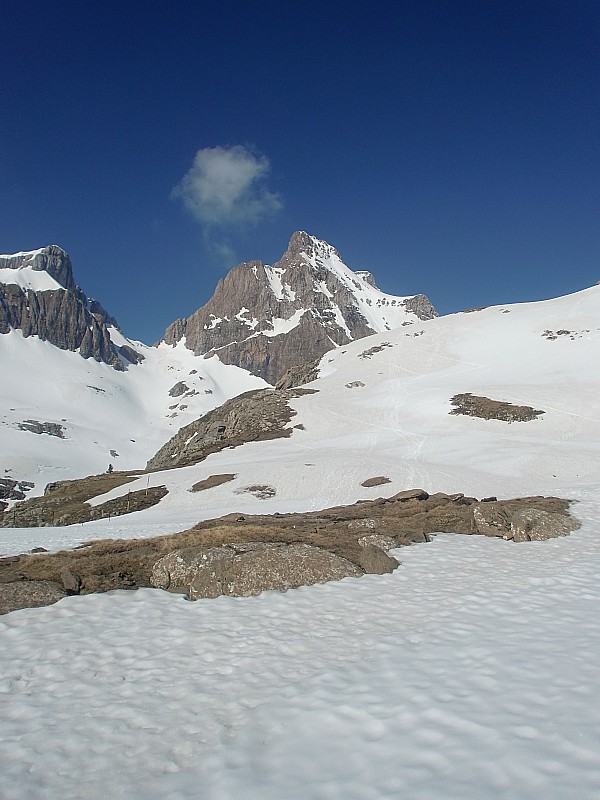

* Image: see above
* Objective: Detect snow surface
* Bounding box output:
[1,284,600,799]
[1,489,599,800]
[0,265,62,292]
[0,329,267,496]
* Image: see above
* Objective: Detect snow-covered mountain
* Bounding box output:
[0,234,437,496]
[163,231,437,384]
[59,281,595,543]
[0,246,270,497]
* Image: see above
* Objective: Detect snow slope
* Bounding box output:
[1,285,600,800]
[0,329,267,496]
[7,282,594,553]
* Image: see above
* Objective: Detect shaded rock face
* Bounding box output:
[0,245,78,291]
[146,387,316,471]
[162,231,437,385]
[0,246,125,370]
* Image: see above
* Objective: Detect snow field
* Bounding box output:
[1,488,599,800]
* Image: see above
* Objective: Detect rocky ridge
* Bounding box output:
[0,245,131,369]
[162,231,437,384]
[0,488,580,614]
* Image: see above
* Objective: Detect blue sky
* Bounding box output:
[2,1,599,342]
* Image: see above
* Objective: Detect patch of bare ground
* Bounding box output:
[0,472,167,528]
[190,474,236,492]
[0,489,579,614]
[361,476,391,487]
[450,393,544,422]
[146,387,317,472]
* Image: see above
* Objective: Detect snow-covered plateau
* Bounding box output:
[1,275,600,798]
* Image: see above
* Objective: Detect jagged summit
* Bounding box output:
[163,231,437,384]
[0,245,126,369]
[0,245,76,292]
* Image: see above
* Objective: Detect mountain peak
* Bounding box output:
[0,244,76,292]
[163,232,437,384]
[285,231,340,262]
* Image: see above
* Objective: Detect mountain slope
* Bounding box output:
[163,231,437,384]
[5,282,596,550]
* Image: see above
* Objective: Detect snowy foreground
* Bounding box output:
[2,485,600,800]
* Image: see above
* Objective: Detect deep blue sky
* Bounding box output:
[2,0,599,342]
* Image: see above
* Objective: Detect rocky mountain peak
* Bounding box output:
[0,245,129,370]
[162,232,438,385]
[0,245,76,292]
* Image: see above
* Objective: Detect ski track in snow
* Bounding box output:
[1,489,599,800]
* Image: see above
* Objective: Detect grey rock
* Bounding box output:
[354,544,399,575]
[169,381,189,397]
[0,581,66,615]
[0,246,125,370]
[472,503,511,536]
[388,489,429,502]
[161,232,437,385]
[60,567,82,593]
[508,508,579,542]
[150,542,363,599]
[147,387,315,471]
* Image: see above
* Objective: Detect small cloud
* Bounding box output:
[171,145,282,227]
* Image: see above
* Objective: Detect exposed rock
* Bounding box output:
[161,232,437,384]
[0,478,34,501]
[0,489,580,613]
[119,344,144,364]
[59,567,81,593]
[508,508,577,542]
[358,342,393,359]
[361,476,391,488]
[472,503,511,536]
[0,245,125,370]
[0,580,65,615]
[450,393,544,422]
[146,387,316,471]
[0,472,167,528]
[169,381,189,397]
[191,474,236,492]
[235,485,277,500]
[388,489,429,502]
[275,357,320,389]
[17,420,66,438]
[346,381,365,388]
[353,544,399,575]
[150,543,364,599]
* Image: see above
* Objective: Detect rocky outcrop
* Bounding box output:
[0,488,580,613]
[0,472,167,528]
[162,232,437,384]
[450,393,544,422]
[0,245,126,369]
[0,580,66,615]
[150,543,365,598]
[146,387,316,471]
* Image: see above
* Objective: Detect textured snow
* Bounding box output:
[1,284,600,799]
[1,490,599,800]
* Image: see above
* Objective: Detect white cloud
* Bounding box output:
[172,145,282,226]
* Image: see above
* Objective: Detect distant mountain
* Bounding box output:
[162,231,438,384]
[0,246,130,369]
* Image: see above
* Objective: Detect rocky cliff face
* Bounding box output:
[0,245,125,369]
[163,231,437,384]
